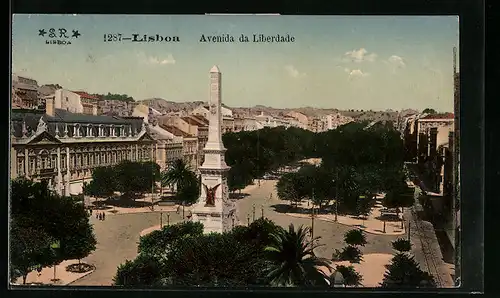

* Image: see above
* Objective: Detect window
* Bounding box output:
[52,156,57,168]
[17,158,24,175]
[62,155,66,169]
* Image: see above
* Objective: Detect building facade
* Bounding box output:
[10,107,156,196]
[12,74,40,110]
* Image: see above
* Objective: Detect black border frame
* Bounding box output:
[7,0,485,296]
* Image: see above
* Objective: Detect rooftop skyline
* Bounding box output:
[12,15,458,112]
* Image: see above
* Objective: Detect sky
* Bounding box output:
[12,15,459,112]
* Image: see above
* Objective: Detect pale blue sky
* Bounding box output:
[12,15,458,111]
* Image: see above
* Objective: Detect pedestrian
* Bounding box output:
[90,208,93,216]
[102,212,106,221]
[96,212,99,219]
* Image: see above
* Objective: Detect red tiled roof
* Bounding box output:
[182,116,208,127]
[73,91,101,100]
[159,124,193,138]
[421,113,454,120]
[191,115,209,125]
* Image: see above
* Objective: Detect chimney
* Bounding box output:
[45,96,55,117]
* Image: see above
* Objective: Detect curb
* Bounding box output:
[284,213,405,236]
[64,269,95,286]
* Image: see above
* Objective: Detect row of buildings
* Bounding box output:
[10,75,354,198]
[400,47,460,283]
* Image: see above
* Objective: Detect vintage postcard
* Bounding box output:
[10,14,460,289]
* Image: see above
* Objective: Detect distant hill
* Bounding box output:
[138,98,205,113]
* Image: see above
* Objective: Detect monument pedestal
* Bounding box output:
[191,204,224,234]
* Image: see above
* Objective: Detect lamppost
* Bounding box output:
[160,212,163,228]
[359,195,366,227]
[383,220,386,233]
[232,215,235,228]
[252,204,256,221]
[167,213,170,226]
[247,215,250,226]
[261,205,264,219]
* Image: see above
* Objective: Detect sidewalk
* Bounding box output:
[317,253,393,287]
[13,260,94,286]
[285,195,406,236]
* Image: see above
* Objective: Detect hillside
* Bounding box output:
[138,98,205,113]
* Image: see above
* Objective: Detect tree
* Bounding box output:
[264,224,330,286]
[138,221,204,257]
[10,218,55,284]
[114,254,164,286]
[114,161,160,198]
[276,173,304,207]
[176,171,200,204]
[422,108,437,114]
[83,166,116,198]
[161,159,195,192]
[335,245,363,264]
[383,184,415,217]
[10,178,97,272]
[61,222,97,265]
[392,239,412,253]
[344,229,367,247]
[332,265,363,287]
[381,253,437,288]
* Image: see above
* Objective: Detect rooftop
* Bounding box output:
[159,124,193,138]
[420,113,454,120]
[210,65,220,73]
[73,91,100,100]
[182,116,208,127]
[190,115,209,125]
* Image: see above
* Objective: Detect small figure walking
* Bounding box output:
[96,212,99,219]
[102,212,106,221]
[90,209,93,216]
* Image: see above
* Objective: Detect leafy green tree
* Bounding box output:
[276,173,304,206]
[422,108,437,114]
[61,222,97,264]
[381,253,437,288]
[114,254,164,286]
[176,171,200,204]
[114,161,160,199]
[344,229,367,247]
[138,221,204,257]
[10,178,97,279]
[332,265,363,287]
[336,245,363,264]
[392,239,412,253]
[161,159,195,193]
[83,166,116,198]
[264,224,330,287]
[383,184,415,217]
[10,218,55,284]
[164,233,259,286]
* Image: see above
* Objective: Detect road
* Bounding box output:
[71,211,184,286]
[234,179,398,260]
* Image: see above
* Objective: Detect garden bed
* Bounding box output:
[65,263,95,273]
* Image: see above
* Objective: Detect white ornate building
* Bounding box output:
[10,104,156,196]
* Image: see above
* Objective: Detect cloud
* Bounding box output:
[147,54,176,65]
[388,55,405,68]
[344,48,377,63]
[285,65,305,78]
[344,68,369,79]
[137,52,176,65]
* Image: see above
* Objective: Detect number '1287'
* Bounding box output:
[104,34,122,42]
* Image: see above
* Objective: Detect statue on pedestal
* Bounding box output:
[203,183,221,206]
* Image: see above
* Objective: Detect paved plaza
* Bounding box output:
[21,177,450,287]
[234,179,399,259]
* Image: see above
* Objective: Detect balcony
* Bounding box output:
[38,168,56,176]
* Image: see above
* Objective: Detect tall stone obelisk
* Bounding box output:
[191,65,233,234]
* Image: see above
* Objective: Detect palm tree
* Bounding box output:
[264,224,330,287]
[161,159,194,194]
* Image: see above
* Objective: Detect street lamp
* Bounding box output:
[247,215,250,226]
[160,212,163,228]
[252,204,256,221]
[383,220,386,233]
[232,215,235,228]
[261,205,264,219]
[167,213,170,226]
